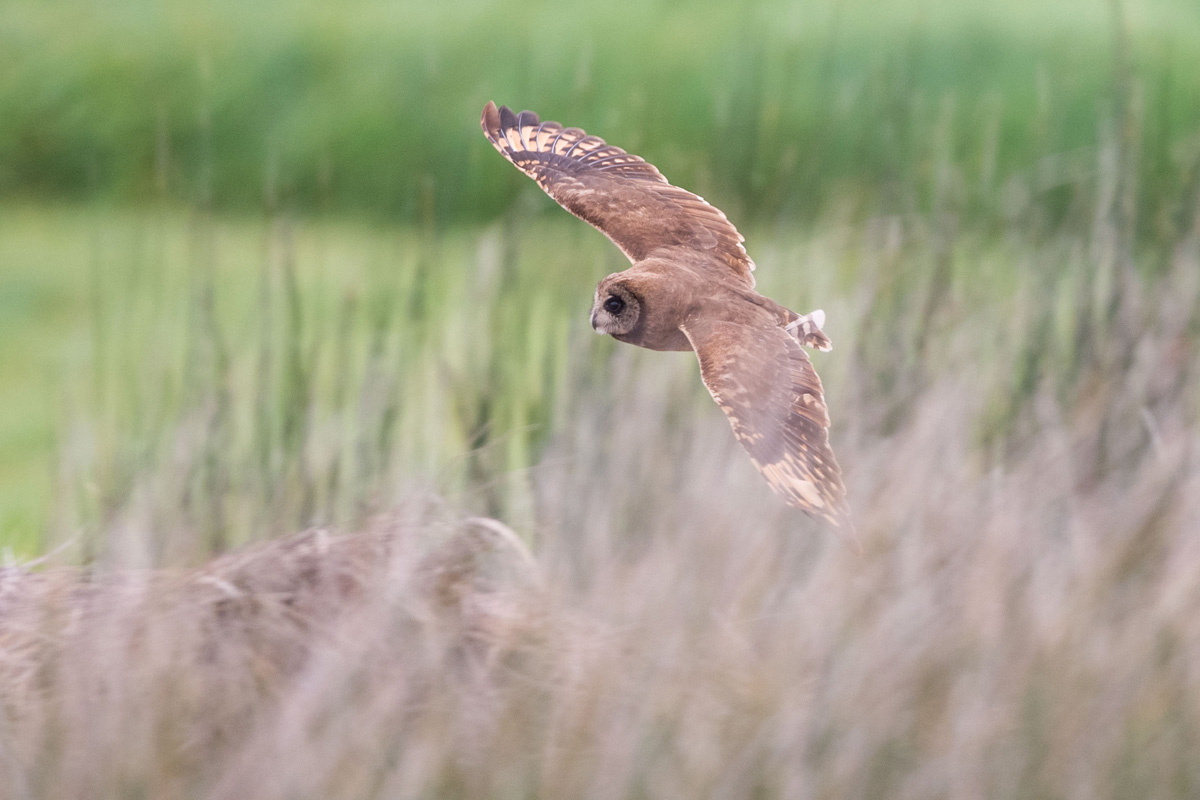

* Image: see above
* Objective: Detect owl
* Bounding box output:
[482,102,850,530]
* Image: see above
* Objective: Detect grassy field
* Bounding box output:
[3,0,1200,549]
[3,0,1199,225]
[2,0,1200,794]
[1,199,1198,795]
[1,205,609,556]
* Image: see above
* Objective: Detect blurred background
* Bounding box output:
[2,1,1200,793]
[2,0,1195,556]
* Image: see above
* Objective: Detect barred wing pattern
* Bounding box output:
[481,102,755,287]
[682,318,850,529]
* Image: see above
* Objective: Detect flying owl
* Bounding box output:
[481,102,850,529]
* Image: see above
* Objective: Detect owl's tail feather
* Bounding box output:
[787,309,832,352]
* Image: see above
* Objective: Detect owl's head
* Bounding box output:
[590,278,642,337]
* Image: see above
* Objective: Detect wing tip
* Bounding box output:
[481,101,500,138]
[826,494,860,549]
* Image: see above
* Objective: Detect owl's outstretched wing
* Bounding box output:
[681,317,851,530]
[481,102,755,288]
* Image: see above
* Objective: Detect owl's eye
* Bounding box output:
[604,296,625,315]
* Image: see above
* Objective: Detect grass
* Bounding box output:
[1,191,1158,557]
[1,207,1197,795]
[0,204,620,556]
[2,0,1200,792]
[3,0,1199,228]
[4,0,1200,550]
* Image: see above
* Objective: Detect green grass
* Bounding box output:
[0,204,627,555]
[5,181,1190,559]
[0,199,880,555]
[2,0,1199,228]
[3,0,1198,555]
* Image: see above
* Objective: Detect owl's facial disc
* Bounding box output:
[590,282,639,336]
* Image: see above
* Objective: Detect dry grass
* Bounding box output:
[0,510,545,799]
[2,217,1199,798]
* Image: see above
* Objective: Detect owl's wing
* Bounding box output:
[681,317,851,530]
[481,102,755,288]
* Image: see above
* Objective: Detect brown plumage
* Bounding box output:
[481,102,850,530]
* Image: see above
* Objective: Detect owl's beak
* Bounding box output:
[590,310,604,333]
